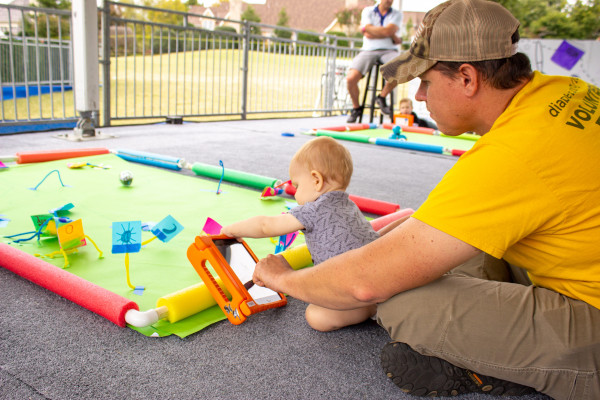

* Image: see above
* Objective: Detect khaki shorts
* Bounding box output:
[376,253,600,400]
[350,49,400,77]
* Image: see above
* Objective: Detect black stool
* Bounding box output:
[359,61,394,124]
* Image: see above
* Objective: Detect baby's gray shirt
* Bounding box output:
[289,191,380,265]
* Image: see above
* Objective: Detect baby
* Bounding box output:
[398,97,438,129]
[221,136,380,332]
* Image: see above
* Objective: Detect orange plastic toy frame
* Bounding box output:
[187,234,287,325]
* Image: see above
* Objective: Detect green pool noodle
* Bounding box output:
[441,132,480,141]
[191,162,279,190]
[314,130,371,143]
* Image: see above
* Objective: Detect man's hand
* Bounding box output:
[252,254,293,292]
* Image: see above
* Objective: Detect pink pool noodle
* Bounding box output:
[316,123,372,132]
[370,208,415,231]
[0,243,139,327]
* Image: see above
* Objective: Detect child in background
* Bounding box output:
[398,97,438,129]
[221,136,380,332]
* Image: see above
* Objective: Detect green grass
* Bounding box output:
[2,49,410,126]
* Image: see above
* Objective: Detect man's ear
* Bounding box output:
[458,64,479,97]
[311,170,324,192]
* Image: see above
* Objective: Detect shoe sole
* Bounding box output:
[375,98,392,116]
[381,342,537,397]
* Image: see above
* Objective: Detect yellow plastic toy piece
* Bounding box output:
[156,278,231,323]
[280,243,312,270]
[41,220,103,268]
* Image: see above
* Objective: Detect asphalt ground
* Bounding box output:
[0,116,551,399]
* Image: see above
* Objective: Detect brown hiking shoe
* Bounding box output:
[381,342,538,397]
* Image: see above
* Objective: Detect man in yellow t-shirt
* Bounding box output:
[250,0,600,398]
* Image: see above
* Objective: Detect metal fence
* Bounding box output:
[0,1,372,129]
[0,3,75,128]
[101,1,361,126]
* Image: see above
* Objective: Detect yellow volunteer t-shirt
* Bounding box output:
[413,71,600,309]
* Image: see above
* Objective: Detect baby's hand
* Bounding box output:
[220,226,235,237]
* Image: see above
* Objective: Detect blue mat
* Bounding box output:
[2,85,73,101]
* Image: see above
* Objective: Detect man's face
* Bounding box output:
[379,0,394,11]
[415,68,470,136]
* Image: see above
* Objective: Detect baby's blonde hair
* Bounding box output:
[399,97,413,106]
[291,136,353,189]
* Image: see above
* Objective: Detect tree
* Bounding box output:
[569,0,600,39]
[143,0,188,26]
[25,0,72,38]
[493,0,599,39]
[335,7,362,36]
[274,8,292,39]
[241,5,261,36]
[403,17,413,45]
[35,0,71,10]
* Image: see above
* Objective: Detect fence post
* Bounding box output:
[101,1,111,127]
[72,0,100,137]
[324,36,337,117]
[241,20,250,120]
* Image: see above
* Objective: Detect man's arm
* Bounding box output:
[363,23,399,39]
[376,215,410,236]
[252,217,480,309]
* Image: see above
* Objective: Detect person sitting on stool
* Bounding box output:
[346,0,402,123]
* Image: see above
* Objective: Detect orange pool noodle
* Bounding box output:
[16,148,110,164]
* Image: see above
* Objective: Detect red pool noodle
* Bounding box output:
[316,126,347,132]
[0,243,139,327]
[284,183,400,216]
[284,182,296,196]
[381,123,435,135]
[452,149,466,157]
[349,194,400,215]
[16,148,110,164]
[370,208,415,231]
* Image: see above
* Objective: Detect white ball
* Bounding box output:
[119,170,134,186]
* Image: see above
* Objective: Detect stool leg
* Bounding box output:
[369,65,379,124]
[359,68,372,124]
[389,89,394,124]
[381,82,395,124]
[379,66,387,125]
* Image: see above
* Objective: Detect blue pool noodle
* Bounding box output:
[115,150,183,170]
[374,138,444,154]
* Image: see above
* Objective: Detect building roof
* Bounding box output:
[0,0,31,24]
[190,0,373,33]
